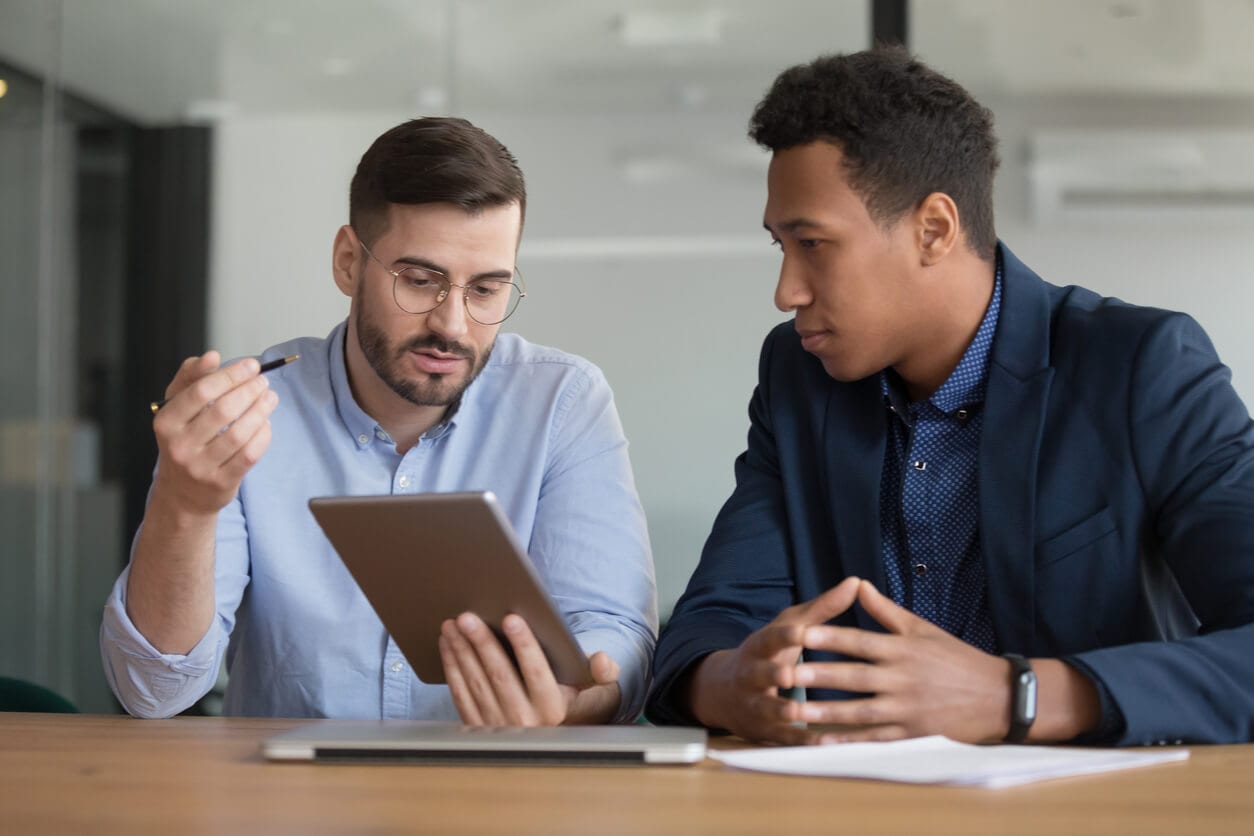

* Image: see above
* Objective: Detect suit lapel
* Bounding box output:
[979,244,1056,653]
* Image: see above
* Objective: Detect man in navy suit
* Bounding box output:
[646,47,1254,746]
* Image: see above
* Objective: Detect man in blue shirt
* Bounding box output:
[101,118,657,724]
[646,48,1254,745]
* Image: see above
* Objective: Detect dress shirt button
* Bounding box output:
[956,408,969,421]
[391,662,404,673]
[914,563,928,576]
[375,429,388,441]
[357,433,369,445]
[398,475,410,488]
[912,459,927,472]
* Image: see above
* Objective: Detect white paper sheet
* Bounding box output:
[710,735,1189,788]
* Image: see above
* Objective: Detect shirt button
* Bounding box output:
[912,459,927,471]
[357,433,369,445]
[914,563,928,576]
[391,662,404,673]
[375,429,388,441]
[398,475,410,488]
[956,408,969,421]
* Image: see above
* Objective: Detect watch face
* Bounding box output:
[1015,671,1038,723]
[1003,655,1036,742]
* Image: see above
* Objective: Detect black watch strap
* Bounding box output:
[1003,653,1037,744]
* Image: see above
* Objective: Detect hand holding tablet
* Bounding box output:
[439,609,623,726]
[308,492,596,696]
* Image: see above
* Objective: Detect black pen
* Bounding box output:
[149,354,301,414]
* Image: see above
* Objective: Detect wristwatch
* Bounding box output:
[1003,653,1037,743]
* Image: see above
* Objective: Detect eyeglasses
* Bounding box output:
[358,239,526,326]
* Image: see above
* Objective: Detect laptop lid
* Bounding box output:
[262,722,708,766]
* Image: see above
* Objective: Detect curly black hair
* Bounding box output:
[749,46,999,261]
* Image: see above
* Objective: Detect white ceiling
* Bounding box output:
[1,0,1253,124]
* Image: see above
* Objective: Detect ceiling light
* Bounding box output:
[0,79,8,99]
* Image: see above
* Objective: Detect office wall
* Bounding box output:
[210,105,1254,619]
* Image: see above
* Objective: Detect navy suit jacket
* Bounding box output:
[647,244,1254,744]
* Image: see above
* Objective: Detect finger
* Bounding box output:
[155,385,273,499]
[857,580,924,635]
[165,385,272,491]
[742,622,807,662]
[794,660,895,695]
[743,691,806,726]
[167,355,262,422]
[733,657,799,692]
[164,352,220,400]
[184,373,271,448]
[441,618,508,725]
[210,390,278,473]
[783,576,862,627]
[439,632,484,725]
[501,614,565,725]
[456,612,537,726]
[797,695,903,728]
[588,651,621,686]
[817,724,910,744]
[801,624,898,662]
[218,415,273,484]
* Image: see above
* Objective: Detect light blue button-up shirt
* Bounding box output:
[101,322,658,722]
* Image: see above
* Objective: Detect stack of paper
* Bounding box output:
[711,735,1188,788]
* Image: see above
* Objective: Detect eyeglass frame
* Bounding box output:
[356,235,527,326]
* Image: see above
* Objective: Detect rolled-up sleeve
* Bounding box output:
[100,492,251,719]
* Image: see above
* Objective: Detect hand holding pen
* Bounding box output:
[150,354,299,413]
[148,351,297,516]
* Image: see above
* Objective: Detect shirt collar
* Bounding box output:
[881,251,1004,416]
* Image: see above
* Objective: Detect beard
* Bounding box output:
[355,299,493,408]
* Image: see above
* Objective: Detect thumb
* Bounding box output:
[588,651,620,685]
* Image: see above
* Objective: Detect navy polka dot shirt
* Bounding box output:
[878,256,1003,653]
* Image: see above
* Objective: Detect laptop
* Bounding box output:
[262,722,708,766]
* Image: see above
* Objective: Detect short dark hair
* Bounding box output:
[749,47,999,261]
[349,117,527,246]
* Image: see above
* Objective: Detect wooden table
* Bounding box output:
[2,713,1250,835]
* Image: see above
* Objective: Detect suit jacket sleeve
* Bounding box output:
[646,326,800,726]
[1072,313,1254,744]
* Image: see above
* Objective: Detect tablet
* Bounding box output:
[308,491,593,687]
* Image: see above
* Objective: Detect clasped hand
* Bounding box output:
[691,577,1012,745]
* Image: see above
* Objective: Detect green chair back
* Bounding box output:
[0,677,79,713]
